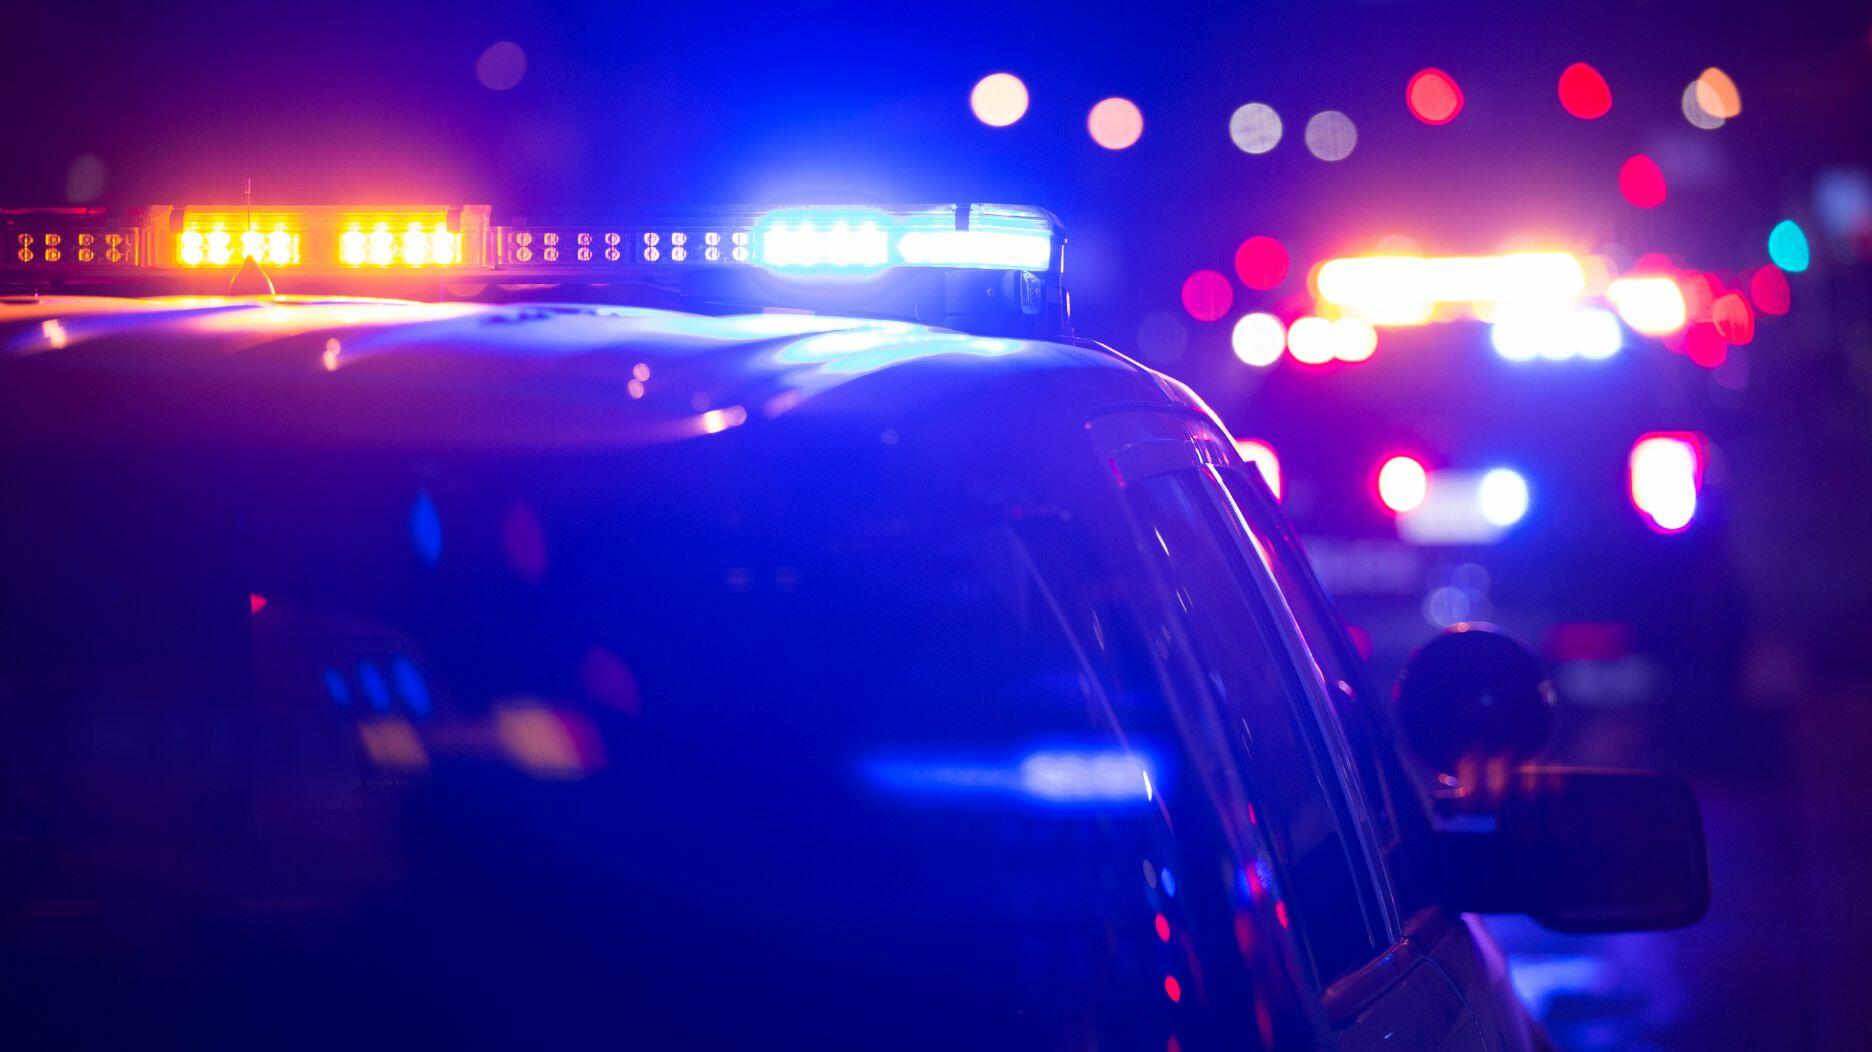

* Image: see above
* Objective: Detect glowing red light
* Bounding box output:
[1630,432,1705,535]
[1233,236,1289,290]
[1377,455,1429,514]
[1154,913,1172,942]
[1683,323,1727,368]
[1711,292,1755,344]
[248,593,268,614]
[1275,900,1291,929]
[1558,62,1612,119]
[1619,155,1667,209]
[1748,265,1791,315]
[1406,68,1464,125]
[1180,269,1234,322]
[1164,976,1183,1002]
[1631,251,1675,275]
[1678,273,1719,323]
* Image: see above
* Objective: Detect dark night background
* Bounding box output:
[5,1,1872,1047]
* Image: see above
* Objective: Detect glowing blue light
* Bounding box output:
[1477,468,1530,527]
[1768,219,1810,273]
[755,209,892,270]
[323,667,351,707]
[751,206,1054,274]
[410,490,442,566]
[391,656,432,716]
[357,662,392,712]
[868,748,1156,807]
[1019,750,1154,802]
[1160,867,1178,898]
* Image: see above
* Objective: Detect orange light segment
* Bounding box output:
[174,212,303,267]
[340,218,457,267]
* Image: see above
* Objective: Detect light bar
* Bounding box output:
[0,203,1060,281]
[1391,466,1531,545]
[1317,252,1587,326]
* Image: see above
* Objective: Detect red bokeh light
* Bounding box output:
[1749,265,1791,315]
[1618,155,1667,208]
[1558,62,1612,119]
[1683,323,1728,368]
[1233,236,1290,290]
[1631,251,1675,275]
[1181,269,1234,322]
[1406,68,1464,124]
[1154,913,1172,942]
[248,593,268,614]
[1164,976,1183,1002]
[1712,292,1755,344]
[1678,273,1719,323]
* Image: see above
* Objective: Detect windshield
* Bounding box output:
[0,426,1304,1048]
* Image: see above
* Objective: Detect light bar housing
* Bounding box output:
[1,203,1068,336]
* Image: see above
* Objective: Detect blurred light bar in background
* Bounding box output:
[1490,306,1621,361]
[1317,252,1587,326]
[1234,438,1282,498]
[1607,276,1688,335]
[1392,466,1531,545]
[1629,432,1705,533]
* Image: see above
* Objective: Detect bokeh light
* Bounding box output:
[1406,69,1464,125]
[1234,236,1289,289]
[1557,62,1612,119]
[475,41,527,91]
[1478,468,1531,527]
[1286,316,1337,364]
[1304,111,1357,162]
[1630,433,1704,534]
[970,73,1029,127]
[1608,276,1688,335]
[1683,322,1728,368]
[64,153,106,203]
[1231,312,1286,366]
[1712,292,1755,344]
[1229,103,1283,154]
[1681,82,1725,130]
[1694,67,1741,119]
[1749,265,1791,315]
[1088,97,1144,150]
[1180,269,1233,322]
[1333,318,1378,362]
[1619,155,1667,208]
[1135,310,1190,364]
[1378,455,1429,514]
[1768,219,1810,272]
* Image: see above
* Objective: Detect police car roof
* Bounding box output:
[0,295,1202,451]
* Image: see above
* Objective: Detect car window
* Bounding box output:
[1126,469,1388,984]
[1216,464,1440,914]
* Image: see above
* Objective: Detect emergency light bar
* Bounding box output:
[2,203,1059,279]
[3,203,1068,336]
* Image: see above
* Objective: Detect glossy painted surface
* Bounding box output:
[0,295,1536,1049]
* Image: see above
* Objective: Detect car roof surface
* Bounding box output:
[0,295,1210,452]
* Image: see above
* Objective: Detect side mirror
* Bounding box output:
[1395,623,1555,791]
[1440,766,1711,932]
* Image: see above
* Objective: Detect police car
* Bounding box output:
[0,203,1706,1049]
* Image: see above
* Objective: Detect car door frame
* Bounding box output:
[1087,403,1495,1047]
